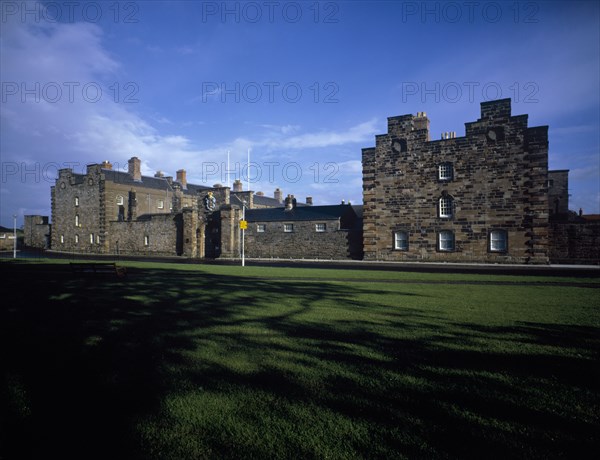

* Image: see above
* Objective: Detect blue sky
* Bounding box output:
[1,0,599,227]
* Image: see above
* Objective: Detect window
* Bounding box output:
[75,196,79,206]
[158,200,164,209]
[89,233,94,244]
[96,234,100,244]
[257,224,266,233]
[438,230,455,251]
[144,235,149,246]
[438,163,453,181]
[315,223,326,232]
[489,230,508,252]
[284,223,293,233]
[75,234,79,244]
[75,214,80,227]
[116,195,124,206]
[60,235,64,244]
[439,196,453,218]
[394,231,409,251]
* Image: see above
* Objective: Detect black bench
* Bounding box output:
[70,262,127,278]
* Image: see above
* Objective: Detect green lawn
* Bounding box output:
[1,260,598,459]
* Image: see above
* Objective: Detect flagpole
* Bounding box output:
[227,150,230,188]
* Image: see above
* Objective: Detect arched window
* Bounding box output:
[75,214,80,227]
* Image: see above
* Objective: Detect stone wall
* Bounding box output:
[23,215,50,248]
[244,219,354,259]
[362,98,550,263]
[109,214,181,256]
[549,221,600,264]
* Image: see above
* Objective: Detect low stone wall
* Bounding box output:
[23,216,50,249]
[109,214,181,256]
[549,221,600,264]
[245,220,356,259]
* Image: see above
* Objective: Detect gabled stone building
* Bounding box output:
[362,98,555,263]
[24,98,598,263]
[47,156,290,258]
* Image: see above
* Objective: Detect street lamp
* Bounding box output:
[13,214,17,259]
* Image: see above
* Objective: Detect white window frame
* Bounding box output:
[490,230,508,252]
[315,223,326,232]
[75,214,80,227]
[438,163,453,181]
[89,233,94,244]
[116,195,124,206]
[60,235,64,244]
[96,234,101,244]
[439,196,453,218]
[283,223,293,233]
[144,235,149,246]
[394,231,409,251]
[438,230,455,252]
[158,200,164,209]
[256,224,266,233]
[75,196,79,206]
[74,234,79,244]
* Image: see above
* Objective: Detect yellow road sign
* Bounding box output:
[240,220,248,229]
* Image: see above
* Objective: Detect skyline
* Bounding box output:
[1,1,599,227]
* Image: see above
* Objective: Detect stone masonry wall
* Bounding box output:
[109,214,180,256]
[51,167,104,253]
[23,215,50,248]
[244,219,353,259]
[549,221,600,264]
[362,99,549,263]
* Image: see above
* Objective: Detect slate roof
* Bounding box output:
[246,204,358,227]
[100,169,210,194]
[253,194,283,207]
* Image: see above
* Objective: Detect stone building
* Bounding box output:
[245,199,363,260]
[24,98,598,263]
[44,156,292,257]
[362,98,562,263]
[28,156,364,259]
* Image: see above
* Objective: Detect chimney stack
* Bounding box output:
[233,179,243,192]
[274,187,283,203]
[154,171,164,178]
[176,169,187,190]
[101,160,113,170]
[128,157,142,181]
[306,196,313,206]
